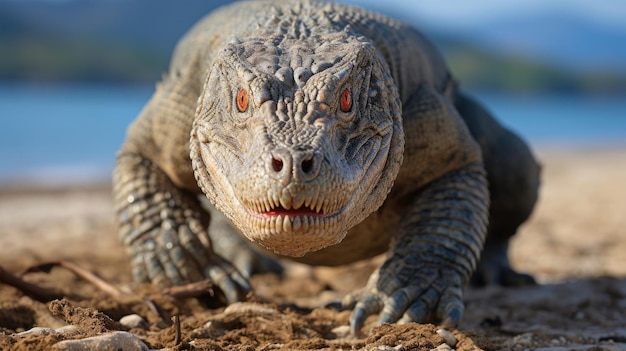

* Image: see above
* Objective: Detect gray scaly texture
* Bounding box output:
[113,0,540,333]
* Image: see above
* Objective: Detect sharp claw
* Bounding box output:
[350,293,383,334]
[436,286,464,327]
[206,266,233,303]
[233,257,253,279]
[377,311,393,325]
[379,288,416,325]
[232,272,251,293]
[323,300,343,310]
[399,300,429,324]
[400,287,442,323]
[206,262,250,304]
[350,306,368,335]
[440,303,463,327]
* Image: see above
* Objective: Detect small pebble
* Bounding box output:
[52,331,149,351]
[55,325,82,337]
[376,345,404,351]
[331,325,351,338]
[17,327,56,337]
[431,344,453,351]
[17,325,83,337]
[120,314,149,329]
[436,328,457,348]
[223,302,279,315]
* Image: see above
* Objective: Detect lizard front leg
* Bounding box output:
[345,163,489,332]
[113,152,250,303]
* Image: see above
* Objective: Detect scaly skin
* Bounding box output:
[114,0,539,333]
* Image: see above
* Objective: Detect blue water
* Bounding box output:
[474,92,626,146]
[1,83,625,185]
[0,83,152,185]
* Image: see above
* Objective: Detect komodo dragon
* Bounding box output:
[113,0,540,332]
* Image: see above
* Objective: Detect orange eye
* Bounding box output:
[340,88,352,112]
[236,88,248,112]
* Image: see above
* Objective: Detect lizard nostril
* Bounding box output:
[272,158,284,172]
[301,158,314,174]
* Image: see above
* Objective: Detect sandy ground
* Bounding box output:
[0,147,625,350]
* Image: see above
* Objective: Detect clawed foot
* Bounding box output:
[115,155,251,304]
[470,242,535,287]
[127,213,251,304]
[340,266,465,334]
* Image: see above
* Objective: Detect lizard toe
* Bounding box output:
[435,285,464,328]
[349,292,384,335]
[139,239,171,287]
[378,287,419,324]
[205,256,251,304]
[397,287,440,324]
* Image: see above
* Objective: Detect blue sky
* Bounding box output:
[343,0,626,30]
[21,0,626,30]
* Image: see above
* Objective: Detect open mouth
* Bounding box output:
[247,202,331,220]
[238,194,352,256]
[256,205,324,219]
[242,193,347,221]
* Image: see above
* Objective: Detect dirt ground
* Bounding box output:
[1,147,625,350]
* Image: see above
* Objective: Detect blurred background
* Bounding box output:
[1,0,625,187]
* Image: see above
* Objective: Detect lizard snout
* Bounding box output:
[265,147,322,185]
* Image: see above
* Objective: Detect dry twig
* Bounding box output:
[0,264,68,302]
[24,261,130,298]
[172,315,182,345]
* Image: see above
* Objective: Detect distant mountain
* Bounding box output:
[447,11,626,74]
[0,0,233,53]
[1,0,625,94]
[0,0,233,82]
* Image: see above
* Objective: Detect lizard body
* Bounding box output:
[114,0,539,332]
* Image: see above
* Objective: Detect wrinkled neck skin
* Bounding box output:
[190,28,404,257]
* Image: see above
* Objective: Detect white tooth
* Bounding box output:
[292,216,302,232]
[293,196,304,210]
[283,215,292,232]
[315,195,324,214]
[304,197,311,208]
[269,215,276,234]
[302,215,310,232]
[260,218,270,239]
[313,193,320,212]
[261,218,268,236]
[280,189,292,210]
[276,215,287,234]
[272,191,280,209]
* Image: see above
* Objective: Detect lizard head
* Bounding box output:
[191,33,404,257]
